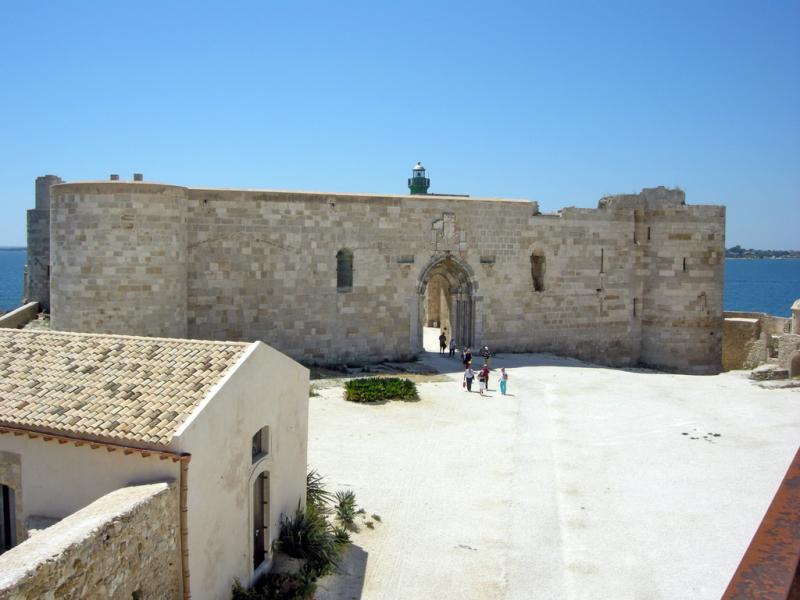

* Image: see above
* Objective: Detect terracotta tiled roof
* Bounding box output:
[0,329,250,447]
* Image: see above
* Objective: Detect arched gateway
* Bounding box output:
[414,255,477,353]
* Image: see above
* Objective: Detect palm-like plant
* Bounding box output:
[306,469,333,513]
[334,489,358,528]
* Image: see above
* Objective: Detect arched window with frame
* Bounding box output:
[337,249,353,291]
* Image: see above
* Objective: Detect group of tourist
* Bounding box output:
[437,331,509,396]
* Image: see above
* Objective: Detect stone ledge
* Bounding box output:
[0,481,178,598]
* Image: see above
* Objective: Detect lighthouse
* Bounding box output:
[408,162,430,195]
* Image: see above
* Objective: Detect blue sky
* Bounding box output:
[1,0,798,248]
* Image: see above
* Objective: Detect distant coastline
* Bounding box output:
[726,246,800,259]
[0,247,25,251]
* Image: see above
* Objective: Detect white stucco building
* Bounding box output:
[0,328,309,599]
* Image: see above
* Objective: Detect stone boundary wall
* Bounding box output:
[48,182,724,373]
[722,317,761,371]
[0,482,180,600]
[722,311,792,371]
[0,302,39,329]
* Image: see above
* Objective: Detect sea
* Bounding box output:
[1,248,799,316]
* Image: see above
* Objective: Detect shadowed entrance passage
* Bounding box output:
[417,255,476,353]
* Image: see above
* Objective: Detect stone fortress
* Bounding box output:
[25,165,726,373]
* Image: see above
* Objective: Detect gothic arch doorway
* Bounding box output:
[416,255,476,353]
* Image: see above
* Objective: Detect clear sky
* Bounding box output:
[1,0,798,248]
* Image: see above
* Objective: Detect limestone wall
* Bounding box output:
[50,182,188,338]
[721,311,792,370]
[48,182,724,372]
[722,317,761,371]
[24,175,63,311]
[638,205,725,373]
[24,210,49,310]
[0,302,39,329]
[0,482,180,600]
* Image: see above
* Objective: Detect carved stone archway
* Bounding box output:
[414,254,477,353]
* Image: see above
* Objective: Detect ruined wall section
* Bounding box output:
[50,182,188,338]
[639,201,725,373]
[0,482,180,600]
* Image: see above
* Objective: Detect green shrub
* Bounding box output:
[232,572,317,600]
[344,377,418,403]
[232,579,262,600]
[334,489,357,527]
[277,504,342,576]
[332,525,351,547]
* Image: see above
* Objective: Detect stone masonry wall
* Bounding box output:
[48,182,725,373]
[50,183,188,338]
[24,175,63,311]
[638,204,725,373]
[24,210,50,310]
[0,482,180,600]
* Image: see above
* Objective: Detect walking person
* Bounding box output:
[482,345,491,368]
[439,331,447,355]
[463,364,475,392]
[479,365,490,395]
[478,365,489,395]
[499,368,509,395]
[449,338,456,358]
[463,347,472,368]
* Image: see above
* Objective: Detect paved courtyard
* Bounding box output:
[309,352,799,600]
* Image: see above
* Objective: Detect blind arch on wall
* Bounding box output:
[336,249,353,291]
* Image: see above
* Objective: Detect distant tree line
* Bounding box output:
[726,245,800,259]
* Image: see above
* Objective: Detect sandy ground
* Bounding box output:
[309,349,799,600]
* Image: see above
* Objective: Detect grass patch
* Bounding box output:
[344,377,418,403]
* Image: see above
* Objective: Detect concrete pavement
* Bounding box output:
[310,351,799,599]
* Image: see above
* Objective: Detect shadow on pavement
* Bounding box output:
[316,543,368,600]
[417,350,665,376]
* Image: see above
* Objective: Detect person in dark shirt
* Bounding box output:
[482,345,491,368]
[463,347,472,367]
[438,331,447,355]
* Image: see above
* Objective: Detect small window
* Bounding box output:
[600,248,605,274]
[682,257,687,272]
[252,426,270,462]
[337,249,353,291]
[530,253,545,292]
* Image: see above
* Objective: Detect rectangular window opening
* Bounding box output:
[682,257,687,272]
[600,248,605,274]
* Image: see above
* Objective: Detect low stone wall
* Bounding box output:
[722,317,761,371]
[777,334,800,373]
[0,302,39,329]
[0,482,180,600]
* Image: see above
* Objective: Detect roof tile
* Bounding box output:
[0,329,250,447]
